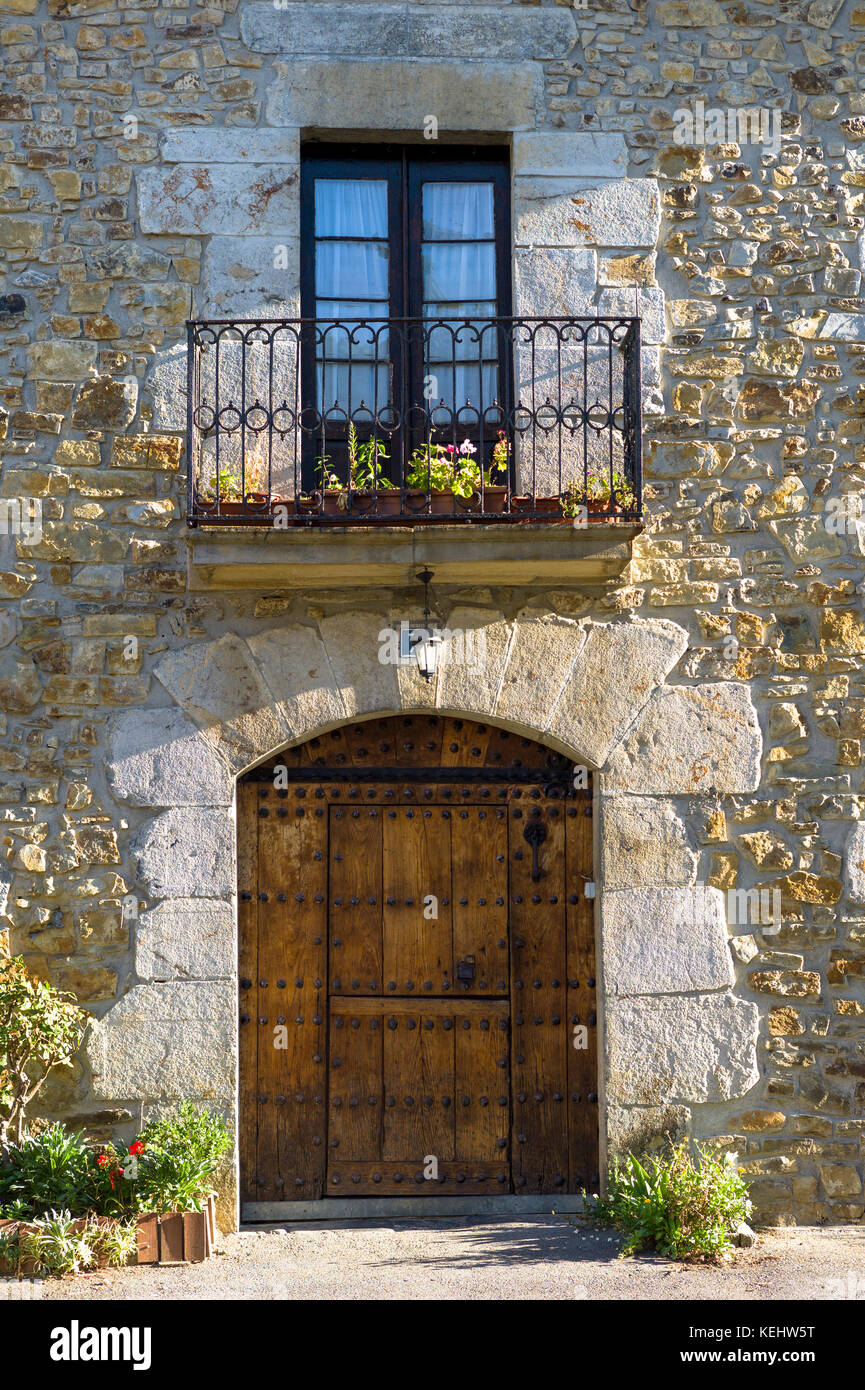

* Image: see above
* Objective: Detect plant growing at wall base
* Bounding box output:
[0,1122,94,1217]
[0,958,87,1152]
[584,1142,753,1262]
[134,1101,231,1214]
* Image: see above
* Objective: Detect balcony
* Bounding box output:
[185,315,643,589]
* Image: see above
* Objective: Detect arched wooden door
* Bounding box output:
[238,715,597,1214]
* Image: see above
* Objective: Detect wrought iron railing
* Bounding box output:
[186,316,642,526]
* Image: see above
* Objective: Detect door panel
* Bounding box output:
[238,789,328,1202]
[238,723,597,1209]
[382,807,453,993]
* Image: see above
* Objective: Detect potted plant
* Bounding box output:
[404,435,508,515]
[303,423,399,517]
[195,459,271,518]
[561,469,639,520]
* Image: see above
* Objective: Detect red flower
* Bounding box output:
[129,1140,145,1156]
[96,1154,110,1167]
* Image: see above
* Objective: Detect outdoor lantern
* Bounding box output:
[411,568,441,682]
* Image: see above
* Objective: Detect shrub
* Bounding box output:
[0,957,87,1149]
[18,1209,96,1277]
[133,1101,231,1214]
[0,1123,94,1219]
[586,1142,753,1262]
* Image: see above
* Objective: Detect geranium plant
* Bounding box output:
[405,437,506,497]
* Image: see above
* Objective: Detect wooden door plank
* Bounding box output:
[256,797,328,1201]
[327,1002,383,1176]
[454,1005,510,1166]
[509,796,570,1194]
[383,807,453,991]
[382,1006,455,1162]
[451,804,509,997]
[566,795,599,1192]
[329,806,383,994]
[237,782,259,1205]
[440,716,491,767]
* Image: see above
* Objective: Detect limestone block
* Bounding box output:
[597,288,666,345]
[133,807,235,898]
[242,4,575,61]
[199,235,299,319]
[600,797,697,888]
[513,247,597,319]
[144,343,186,433]
[606,993,760,1105]
[605,1103,691,1158]
[137,165,299,236]
[136,899,235,982]
[71,377,137,431]
[154,633,291,773]
[496,613,586,729]
[247,625,345,741]
[515,178,661,249]
[0,651,42,711]
[844,821,865,902]
[548,620,688,768]
[767,517,844,562]
[513,132,628,179]
[160,127,299,163]
[266,60,542,133]
[27,340,97,380]
[436,608,513,721]
[318,610,401,718]
[107,708,234,807]
[604,682,762,794]
[87,982,235,1100]
[602,886,734,996]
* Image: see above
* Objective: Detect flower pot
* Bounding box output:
[136,1198,214,1266]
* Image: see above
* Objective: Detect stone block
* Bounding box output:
[154,633,290,773]
[597,287,666,345]
[160,127,299,163]
[242,4,575,60]
[602,885,734,996]
[436,608,512,722]
[604,682,762,794]
[513,132,628,179]
[513,247,597,318]
[133,807,235,898]
[318,610,400,718]
[600,797,697,888]
[606,993,760,1105]
[199,235,299,320]
[844,821,865,902]
[247,625,345,742]
[87,982,235,1101]
[548,619,688,768]
[265,60,542,133]
[515,178,661,249]
[137,164,299,236]
[27,340,97,380]
[136,899,235,982]
[107,707,233,807]
[496,612,586,729]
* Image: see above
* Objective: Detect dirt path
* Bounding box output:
[37,1217,865,1301]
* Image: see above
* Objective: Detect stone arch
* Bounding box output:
[94,608,765,1227]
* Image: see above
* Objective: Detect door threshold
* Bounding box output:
[242,1195,587,1222]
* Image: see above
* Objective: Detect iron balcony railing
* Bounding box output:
[186,315,642,526]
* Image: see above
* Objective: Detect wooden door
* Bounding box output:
[238,716,598,1208]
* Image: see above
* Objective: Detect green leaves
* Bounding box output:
[586,1141,753,1262]
[0,957,87,1148]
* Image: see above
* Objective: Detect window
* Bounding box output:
[300,143,512,487]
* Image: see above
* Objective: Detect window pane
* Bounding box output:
[426,363,499,415]
[317,362,393,417]
[315,315,389,362]
[426,317,500,363]
[316,242,389,300]
[422,243,495,304]
[422,182,494,241]
[315,179,388,238]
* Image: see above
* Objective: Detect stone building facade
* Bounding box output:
[1,0,865,1230]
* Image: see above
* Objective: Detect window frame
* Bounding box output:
[300,141,513,489]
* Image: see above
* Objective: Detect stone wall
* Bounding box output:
[1,0,865,1228]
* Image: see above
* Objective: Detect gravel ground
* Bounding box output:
[38,1217,865,1301]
